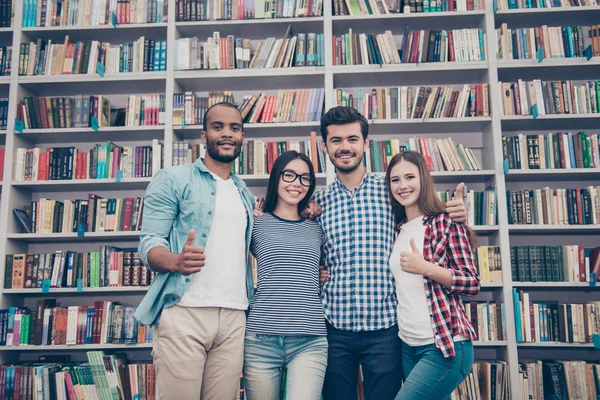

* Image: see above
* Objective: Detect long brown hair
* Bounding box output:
[385,151,477,249]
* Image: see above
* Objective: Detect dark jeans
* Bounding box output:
[322,323,403,400]
[394,340,474,400]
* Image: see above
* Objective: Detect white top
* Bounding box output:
[389,217,435,346]
[178,173,249,310]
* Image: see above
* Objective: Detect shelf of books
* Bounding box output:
[0,0,598,398]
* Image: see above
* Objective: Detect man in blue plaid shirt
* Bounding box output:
[314,106,467,400]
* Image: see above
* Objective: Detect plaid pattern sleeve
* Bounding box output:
[314,174,398,332]
[447,223,480,295]
[422,213,481,358]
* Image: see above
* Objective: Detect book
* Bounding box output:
[5,249,152,289]
[19,37,168,75]
[496,0,598,10]
[22,0,167,27]
[499,79,600,116]
[337,84,490,119]
[438,186,497,226]
[513,290,600,343]
[502,131,600,170]
[334,0,486,15]
[363,137,482,173]
[497,24,599,60]
[175,0,323,20]
[511,245,600,282]
[506,187,600,225]
[173,89,325,125]
[13,140,164,181]
[12,209,32,233]
[175,32,325,70]
[451,361,510,400]
[333,28,486,65]
[17,94,167,129]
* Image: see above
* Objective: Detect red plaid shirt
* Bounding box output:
[396,213,481,358]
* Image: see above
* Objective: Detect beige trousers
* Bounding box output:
[152,305,246,400]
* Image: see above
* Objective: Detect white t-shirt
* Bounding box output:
[389,217,435,346]
[178,173,249,310]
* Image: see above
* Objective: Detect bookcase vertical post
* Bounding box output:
[322,0,336,181]
[164,0,178,168]
[483,6,522,398]
[0,2,24,366]
[1,2,599,397]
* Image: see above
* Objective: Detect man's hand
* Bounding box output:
[400,239,431,276]
[176,230,206,276]
[319,266,329,284]
[446,182,467,224]
[301,200,322,220]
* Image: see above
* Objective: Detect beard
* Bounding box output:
[331,151,364,173]
[206,136,242,163]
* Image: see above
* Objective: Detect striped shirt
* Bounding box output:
[314,173,398,332]
[246,212,326,336]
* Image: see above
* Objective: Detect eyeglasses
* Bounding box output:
[281,170,313,187]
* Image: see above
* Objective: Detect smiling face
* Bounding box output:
[201,105,244,163]
[389,159,422,214]
[321,122,369,173]
[277,158,312,209]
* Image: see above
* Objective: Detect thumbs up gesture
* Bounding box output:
[400,238,429,276]
[446,182,467,223]
[176,230,206,276]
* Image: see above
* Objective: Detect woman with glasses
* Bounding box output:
[243,151,328,400]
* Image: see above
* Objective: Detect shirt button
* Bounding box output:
[211,192,215,195]
[203,234,207,238]
[171,296,176,302]
[185,278,190,282]
[208,211,212,215]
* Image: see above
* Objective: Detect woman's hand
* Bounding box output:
[253,197,265,217]
[400,239,433,276]
[446,182,467,223]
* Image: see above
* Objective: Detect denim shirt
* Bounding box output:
[134,158,256,326]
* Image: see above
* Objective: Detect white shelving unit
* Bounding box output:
[0,3,598,398]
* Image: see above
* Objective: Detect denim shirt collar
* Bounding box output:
[194,157,248,191]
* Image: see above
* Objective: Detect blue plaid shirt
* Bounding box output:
[314,173,397,332]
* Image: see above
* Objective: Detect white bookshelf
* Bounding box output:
[3,286,149,294]
[0,3,598,398]
[517,342,595,348]
[1,343,153,351]
[508,225,600,233]
[512,282,599,288]
[505,168,600,182]
[10,177,153,191]
[6,231,141,243]
[473,340,508,347]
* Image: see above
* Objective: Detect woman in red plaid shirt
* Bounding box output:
[385,151,481,400]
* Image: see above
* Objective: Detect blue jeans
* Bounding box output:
[394,340,474,400]
[243,334,328,400]
[323,323,403,400]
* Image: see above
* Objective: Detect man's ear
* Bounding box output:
[320,139,327,154]
[364,137,370,151]
[200,130,207,145]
